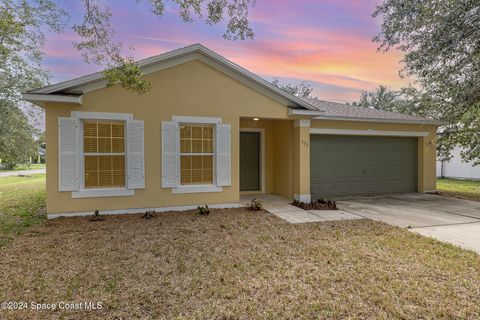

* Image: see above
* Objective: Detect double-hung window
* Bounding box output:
[180,125,214,185]
[161,116,230,192]
[58,111,144,198]
[83,121,126,189]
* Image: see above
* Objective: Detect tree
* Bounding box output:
[1,0,255,163]
[373,0,480,164]
[3,0,256,95]
[271,78,315,98]
[351,85,399,111]
[0,101,37,168]
[73,0,256,94]
[0,0,66,165]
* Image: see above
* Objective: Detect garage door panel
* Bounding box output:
[310,135,417,198]
[312,166,415,179]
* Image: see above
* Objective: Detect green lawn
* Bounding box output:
[1,209,479,319]
[0,174,46,246]
[437,178,480,201]
[0,163,46,172]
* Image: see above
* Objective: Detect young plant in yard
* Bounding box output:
[197,205,210,216]
[247,198,263,211]
[89,210,104,221]
[142,210,156,220]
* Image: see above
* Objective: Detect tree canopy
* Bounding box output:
[350,85,398,111]
[271,79,315,99]
[0,0,66,164]
[0,0,255,164]
[74,0,256,94]
[373,0,480,164]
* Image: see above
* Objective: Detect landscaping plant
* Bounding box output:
[197,205,210,216]
[291,198,337,210]
[89,210,104,221]
[247,198,263,211]
[142,210,156,220]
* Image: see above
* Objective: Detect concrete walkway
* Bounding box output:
[0,169,46,177]
[241,194,362,223]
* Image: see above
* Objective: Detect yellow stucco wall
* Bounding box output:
[293,121,311,200]
[43,58,439,215]
[272,120,294,199]
[44,60,290,214]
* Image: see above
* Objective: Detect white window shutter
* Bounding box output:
[58,117,79,191]
[162,121,179,188]
[126,120,145,189]
[216,124,231,187]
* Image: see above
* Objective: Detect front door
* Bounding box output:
[240,131,260,191]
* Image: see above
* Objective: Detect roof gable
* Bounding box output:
[23,43,444,125]
[25,44,312,109]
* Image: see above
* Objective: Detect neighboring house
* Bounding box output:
[437,146,480,180]
[23,44,443,218]
[30,147,46,164]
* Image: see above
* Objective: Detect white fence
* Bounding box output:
[437,146,480,180]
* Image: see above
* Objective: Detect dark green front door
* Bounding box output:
[240,132,260,191]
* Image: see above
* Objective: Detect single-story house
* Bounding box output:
[23,44,443,218]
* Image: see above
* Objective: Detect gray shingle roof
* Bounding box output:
[299,97,441,124]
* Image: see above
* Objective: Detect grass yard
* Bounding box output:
[0,163,46,172]
[1,208,479,319]
[437,178,480,201]
[0,174,46,247]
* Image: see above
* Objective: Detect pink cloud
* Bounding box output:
[42,0,406,102]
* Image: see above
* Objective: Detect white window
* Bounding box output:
[180,125,214,185]
[162,116,231,193]
[83,120,126,189]
[58,112,144,198]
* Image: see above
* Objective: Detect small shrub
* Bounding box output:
[89,210,104,221]
[291,199,337,210]
[197,205,210,216]
[247,198,263,211]
[142,210,156,219]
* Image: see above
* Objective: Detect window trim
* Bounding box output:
[172,116,223,194]
[70,111,134,198]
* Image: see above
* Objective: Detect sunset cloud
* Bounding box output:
[42,0,406,103]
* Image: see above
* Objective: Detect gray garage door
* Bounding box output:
[310,135,418,198]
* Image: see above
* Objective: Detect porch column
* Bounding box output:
[293,119,311,202]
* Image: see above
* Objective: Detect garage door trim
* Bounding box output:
[310,128,429,137]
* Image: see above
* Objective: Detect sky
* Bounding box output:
[43,0,408,103]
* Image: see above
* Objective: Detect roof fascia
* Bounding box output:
[22,93,83,106]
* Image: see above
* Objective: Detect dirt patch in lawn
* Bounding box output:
[1,208,480,319]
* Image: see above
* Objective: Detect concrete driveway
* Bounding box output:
[337,193,480,253]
